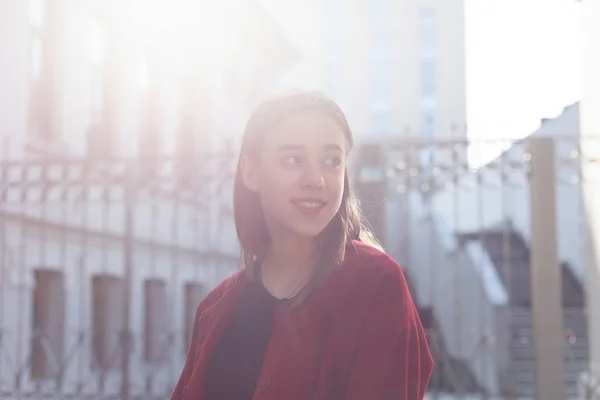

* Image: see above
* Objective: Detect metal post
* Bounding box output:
[581,0,600,385]
[529,137,565,400]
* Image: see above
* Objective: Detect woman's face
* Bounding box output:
[242,110,347,239]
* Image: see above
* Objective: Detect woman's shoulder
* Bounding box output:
[334,240,409,297]
[344,240,404,277]
[197,269,246,312]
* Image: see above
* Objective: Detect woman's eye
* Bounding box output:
[324,157,341,167]
[283,156,302,165]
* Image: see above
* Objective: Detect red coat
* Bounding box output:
[172,241,434,400]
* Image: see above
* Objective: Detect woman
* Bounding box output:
[171,90,433,400]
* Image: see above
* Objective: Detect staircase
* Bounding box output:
[458,230,589,398]
[404,270,485,396]
[508,307,589,398]
[419,308,486,396]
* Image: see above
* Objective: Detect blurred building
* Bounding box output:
[0,0,296,397]
[373,101,596,397]
[0,0,296,159]
[581,0,600,390]
[260,0,467,141]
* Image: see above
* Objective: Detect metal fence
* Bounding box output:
[0,151,239,399]
[0,136,598,399]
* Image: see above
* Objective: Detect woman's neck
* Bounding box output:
[260,235,318,300]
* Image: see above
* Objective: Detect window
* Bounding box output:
[419,9,437,140]
[91,274,124,370]
[176,100,196,169]
[369,0,392,48]
[420,59,436,97]
[370,0,392,35]
[325,53,345,100]
[183,282,204,352]
[30,0,46,27]
[419,9,436,48]
[137,56,166,160]
[370,21,393,46]
[419,12,437,98]
[371,105,393,138]
[370,43,391,63]
[420,107,436,139]
[144,278,168,363]
[421,79,435,98]
[28,0,46,140]
[370,58,392,135]
[86,18,109,157]
[324,0,346,99]
[138,89,164,160]
[325,0,346,50]
[371,0,392,15]
[88,19,105,119]
[31,269,65,380]
[139,56,149,91]
[30,36,43,79]
[369,0,393,137]
[371,61,392,101]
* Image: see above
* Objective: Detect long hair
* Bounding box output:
[232,90,382,301]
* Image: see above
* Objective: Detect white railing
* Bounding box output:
[400,190,510,396]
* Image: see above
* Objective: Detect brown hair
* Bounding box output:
[232,90,382,301]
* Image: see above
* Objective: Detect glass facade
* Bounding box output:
[419,9,437,140]
[324,0,346,109]
[369,0,393,138]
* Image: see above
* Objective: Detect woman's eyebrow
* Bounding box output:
[276,144,344,152]
[277,144,304,152]
[323,144,343,152]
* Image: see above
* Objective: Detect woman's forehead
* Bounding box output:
[263,111,348,149]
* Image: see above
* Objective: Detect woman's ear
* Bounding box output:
[240,156,259,192]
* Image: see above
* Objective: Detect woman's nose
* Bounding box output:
[300,165,325,189]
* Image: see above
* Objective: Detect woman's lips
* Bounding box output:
[291,199,327,216]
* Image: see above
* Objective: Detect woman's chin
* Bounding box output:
[287,221,332,239]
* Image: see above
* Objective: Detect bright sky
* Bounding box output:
[464,0,583,142]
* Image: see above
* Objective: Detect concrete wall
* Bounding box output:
[0,185,239,395]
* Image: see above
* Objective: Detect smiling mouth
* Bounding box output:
[291,199,327,216]
[292,200,326,208]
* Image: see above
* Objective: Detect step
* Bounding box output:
[513,385,582,399]
[520,353,587,362]
[508,325,586,333]
[510,342,589,352]
[510,346,589,360]
[514,383,536,397]
[509,317,588,329]
[510,359,589,369]
[514,369,583,385]
[509,306,587,318]
[510,359,589,371]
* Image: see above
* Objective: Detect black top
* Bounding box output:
[203,279,281,400]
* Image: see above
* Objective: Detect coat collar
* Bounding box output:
[201,269,248,322]
[183,270,249,398]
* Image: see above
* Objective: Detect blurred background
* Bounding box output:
[0,0,599,399]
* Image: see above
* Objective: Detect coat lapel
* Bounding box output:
[182,272,248,399]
